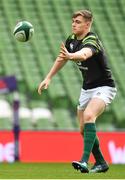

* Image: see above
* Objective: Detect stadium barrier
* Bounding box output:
[0,131,125,164]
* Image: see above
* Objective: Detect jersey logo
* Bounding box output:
[70,43,74,51]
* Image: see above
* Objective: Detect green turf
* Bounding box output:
[0,163,125,179]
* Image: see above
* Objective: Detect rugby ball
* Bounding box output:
[13,21,34,42]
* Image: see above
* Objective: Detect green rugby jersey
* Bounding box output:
[65,32,115,89]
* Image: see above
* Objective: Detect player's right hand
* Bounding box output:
[38,78,51,95]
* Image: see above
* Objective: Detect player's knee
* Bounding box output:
[83,111,95,123]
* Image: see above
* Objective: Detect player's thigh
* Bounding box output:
[83,97,106,123]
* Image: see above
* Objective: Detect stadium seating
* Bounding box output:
[0,0,125,130]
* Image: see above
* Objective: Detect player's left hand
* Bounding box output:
[58,42,71,60]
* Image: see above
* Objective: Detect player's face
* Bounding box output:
[72,15,90,36]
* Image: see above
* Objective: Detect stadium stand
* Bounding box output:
[0,0,125,130]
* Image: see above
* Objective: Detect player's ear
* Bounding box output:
[86,21,90,27]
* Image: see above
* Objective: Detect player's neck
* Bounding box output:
[76,30,90,40]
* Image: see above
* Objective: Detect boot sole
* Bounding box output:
[72,162,89,173]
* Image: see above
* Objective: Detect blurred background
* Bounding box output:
[0,0,125,163]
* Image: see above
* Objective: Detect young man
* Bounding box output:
[38,10,117,173]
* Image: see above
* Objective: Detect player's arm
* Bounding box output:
[59,42,93,61]
[38,56,67,95]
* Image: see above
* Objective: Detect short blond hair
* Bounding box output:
[72,10,93,22]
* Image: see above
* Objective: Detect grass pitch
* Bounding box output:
[0,162,125,179]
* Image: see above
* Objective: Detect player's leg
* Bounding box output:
[76,109,107,167]
[82,98,106,169]
[72,109,89,173]
[89,86,117,173]
[73,98,105,173]
[77,109,84,135]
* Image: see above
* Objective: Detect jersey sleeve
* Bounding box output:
[65,34,75,52]
[65,37,70,51]
[82,34,101,54]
